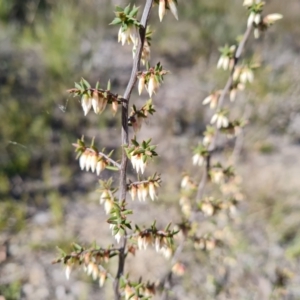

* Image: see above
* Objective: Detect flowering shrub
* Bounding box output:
[53,0,282,299]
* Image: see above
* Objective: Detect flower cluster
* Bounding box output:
[107,200,132,243]
[209,164,235,185]
[126,138,157,174]
[135,223,178,259]
[122,280,156,300]
[172,262,186,276]
[110,4,140,46]
[179,195,192,217]
[193,235,218,251]
[132,26,153,65]
[137,62,168,97]
[97,178,118,214]
[243,0,282,38]
[127,174,161,202]
[73,138,115,176]
[128,99,156,133]
[210,109,229,129]
[217,44,236,71]
[192,144,209,167]
[202,90,222,109]
[202,126,216,147]
[155,0,179,22]
[68,78,119,116]
[181,174,197,190]
[220,119,246,138]
[53,243,118,286]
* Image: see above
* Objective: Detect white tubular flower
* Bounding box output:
[90,154,98,173]
[244,0,261,6]
[92,91,107,114]
[138,75,145,95]
[141,183,148,201]
[254,28,260,39]
[92,264,99,280]
[247,12,256,27]
[181,175,189,188]
[201,202,214,216]
[160,246,172,259]
[211,112,229,129]
[147,75,159,97]
[147,75,156,97]
[87,262,94,276]
[254,13,261,25]
[118,27,130,46]
[65,265,72,280]
[104,198,113,215]
[111,100,118,115]
[96,160,106,176]
[243,0,254,6]
[115,231,122,244]
[100,189,112,205]
[125,285,135,300]
[137,185,143,202]
[81,94,92,116]
[230,88,237,102]
[155,237,163,252]
[85,153,92,172]
[141,40,151,65]
[192,153,204,166]
[137,236,144,250]
[217,55,230,70]
[168,0,178,20]
[159,0,166,22]
[172,263,186,276]
[91,91,99,113]
[79,151,88,170]
[130,184,137,201]
[202,91,220,109]
[148,182,157,201]
[264,14,283,25]
[131,154,146,174]
[240,67,254,84]
[99,272,106,287]
[212,169,224,184]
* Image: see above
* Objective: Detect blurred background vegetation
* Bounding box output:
[0,0,300,299]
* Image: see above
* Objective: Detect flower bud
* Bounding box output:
[168,0,178,20]
[81,94,92,116]
[138,75,145,95]
[159,0,166,22]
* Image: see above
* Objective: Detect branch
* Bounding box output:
[114,1,154,299]
[196,24,253,201]
[161,24,254,300]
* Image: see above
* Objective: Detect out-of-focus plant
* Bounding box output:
[52,0,282,299]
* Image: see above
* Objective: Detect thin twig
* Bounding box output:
[161,24,254,300]
[114,1,154,299]
[196,24,253,202]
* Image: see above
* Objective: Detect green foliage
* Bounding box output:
[0,281,21,300]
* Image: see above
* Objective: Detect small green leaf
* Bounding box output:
[124,4,131,15]
[56,246,66,257]
[107,80,111,91]
[106,165,119,171]
[110,18,122,25]
[72,243,83,251]
[81,77,91,89]
[75,82,82,90]
[115,6,123,12]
